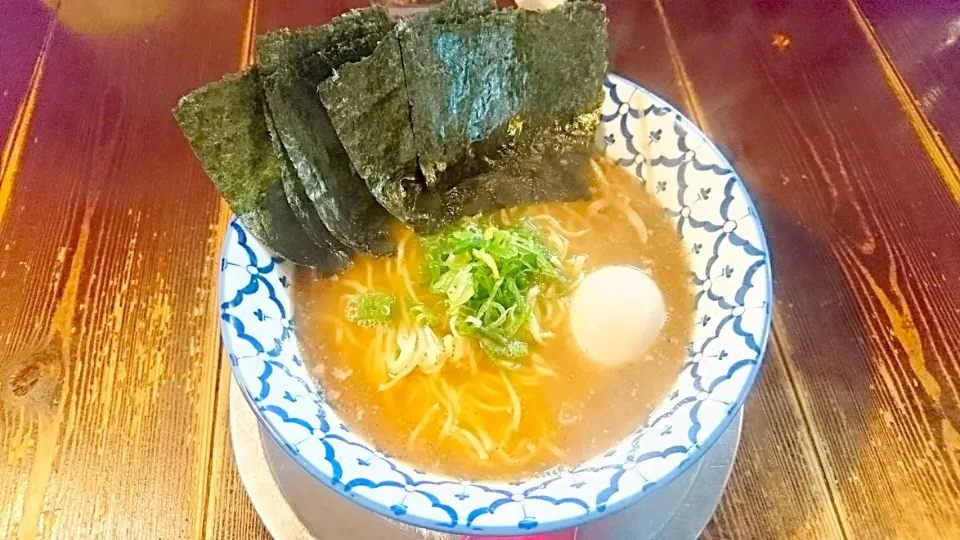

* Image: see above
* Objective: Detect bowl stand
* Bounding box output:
[229,377,742,539]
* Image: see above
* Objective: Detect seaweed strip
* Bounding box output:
[318,34,421,220]
[261,7,398,255]
[172,70,349,271]
[256,6,394,76]
[400,11,520,189]
[262,103,354,269]
[264,66,395,255]
[515,0,609,123]
[450,109,599,217]
[399,0,497,28]
[319,0,608,233]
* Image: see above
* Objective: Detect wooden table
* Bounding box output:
[1,0,958,538]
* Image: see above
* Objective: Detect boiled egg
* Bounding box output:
[570,265,666,366]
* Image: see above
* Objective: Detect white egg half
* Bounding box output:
[570,265,667,367]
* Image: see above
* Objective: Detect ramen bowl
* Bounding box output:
[219,74,772,536]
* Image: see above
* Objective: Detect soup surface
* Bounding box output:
[296,158,694,481]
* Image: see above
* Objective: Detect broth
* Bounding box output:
[296,159,694,481]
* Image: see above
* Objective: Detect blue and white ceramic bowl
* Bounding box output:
[219,75,772,536]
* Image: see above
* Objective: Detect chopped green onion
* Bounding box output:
[409,302,440,327]
[420,215,565,365]
[345,292,398,328]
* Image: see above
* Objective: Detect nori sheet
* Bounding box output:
[260,6,397,256]
[449,108,599,218]
[317,33,421,224]
[299,13,394,80]
[172,70,349,271]
[256,6,394,76]
[316,0,500,196]
[318,0,608,234]
[446,1,607,223]
[262,103,354,269]
[398,0,497,29]
[263,65,395,256]
[395,0,607,193]
[516,0,609,123]
[320,32,600,235]
[174,0,608,265]
[400,11,521,189]
[434,0,608,220]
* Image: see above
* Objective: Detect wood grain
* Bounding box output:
[853,0,960,153]
[846,0,960,204]
[0,0,56,228]
[653,0,960,537]
[0,0,246,537]
[0,0,54,142]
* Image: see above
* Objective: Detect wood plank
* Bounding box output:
[654,0,960,537]
[0,0,56,227]
[0,0,54,141]
[853,0,960,146]
[0,0,247,537]
[851,0,960,203]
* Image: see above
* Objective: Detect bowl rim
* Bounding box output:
[220,73,774,535]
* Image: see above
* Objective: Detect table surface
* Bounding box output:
[1,0,959,538]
